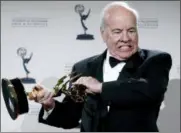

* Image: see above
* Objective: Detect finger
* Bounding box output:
[39,93,50,103]
[31,90,43,102]
[33,85,43,91]
[72,77,82,85]
[28,91,37,100]
[77,77,88,84]
[82,77,89,86]
[88,76,92,80]
[38,91,52,103]
[49,92,55,98]
[70,73,82,82]
[85,89,94,94]
[41,92,54,104]
[36,84,46,90]
[73,77,89,90]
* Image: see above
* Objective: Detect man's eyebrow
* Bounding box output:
[128,27,137,30]
[111,27,137,31]
[112,29,122,32]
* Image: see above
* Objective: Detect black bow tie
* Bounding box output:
[109,57,126,68]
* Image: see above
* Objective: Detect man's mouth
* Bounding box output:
[118,45,132,51]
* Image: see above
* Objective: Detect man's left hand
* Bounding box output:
[73,76,102,94]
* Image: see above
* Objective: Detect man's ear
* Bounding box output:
[100,28,107,43]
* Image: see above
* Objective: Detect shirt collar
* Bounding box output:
[104,50,126,71]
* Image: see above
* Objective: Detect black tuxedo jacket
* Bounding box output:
[39,49,172,132]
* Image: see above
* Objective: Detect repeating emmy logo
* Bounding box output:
[17,47,36,84]
[75,4,94,40]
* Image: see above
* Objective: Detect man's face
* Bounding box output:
[101,7,139,60]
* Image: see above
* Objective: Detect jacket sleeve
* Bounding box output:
[38,65,84,129]
[100,53,172,108]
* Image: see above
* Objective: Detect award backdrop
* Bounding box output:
[1,1,180,132]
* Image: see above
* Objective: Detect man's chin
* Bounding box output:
[119,49,138,59]
[117,53,133,60]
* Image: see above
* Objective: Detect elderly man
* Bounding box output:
[33,2,172,132]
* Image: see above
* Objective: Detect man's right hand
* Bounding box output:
[29,84,55,111]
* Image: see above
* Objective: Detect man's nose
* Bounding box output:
[121,32,129,42]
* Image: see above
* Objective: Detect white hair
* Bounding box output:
[100,1,139,31]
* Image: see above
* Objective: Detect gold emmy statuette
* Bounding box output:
[1,72,86,120]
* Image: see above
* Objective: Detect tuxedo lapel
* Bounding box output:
[87,50,107,82]
[87,49,145,81]
[118,50,145,80]
[83,50,107,131]
[82,49,145,131]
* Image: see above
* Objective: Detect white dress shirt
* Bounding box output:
[103,51,165,111]
[103,50,126,111]
[103,50,126,82]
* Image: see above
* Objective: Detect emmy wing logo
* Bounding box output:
[75,4,94,40]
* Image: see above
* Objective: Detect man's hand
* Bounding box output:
[30,84,55,111]
[73,76,102,94]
